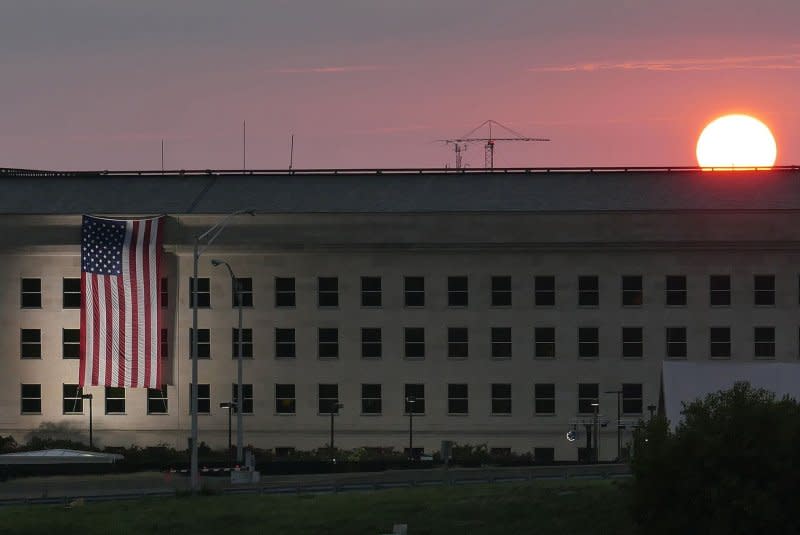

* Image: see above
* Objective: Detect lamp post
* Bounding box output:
[219,401,234,457]
[329,402,343,462]
[605,389,622,461]
[190,208,255,493]
[211,259,244,465]
[406,396,416,461]
[590,401,599,463]
[80,393,93,449]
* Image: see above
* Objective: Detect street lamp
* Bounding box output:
[329,402,343,462]
[406,396,416,461]
[190,208,255,493]
[211,258,245,465]
[80,393,94,449]
[219,402,235,456]
[605,389,623,461]
[590,402,600,463]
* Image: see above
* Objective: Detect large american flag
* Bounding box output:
[80,215,164,388]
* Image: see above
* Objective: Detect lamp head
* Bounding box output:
[211,259,223,267]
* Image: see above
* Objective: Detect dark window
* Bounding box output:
[318,384,339,414]
[232,383,254,414]
[190,384,211,414]
[622,383,643,414]
[665,275,687,306]
[448,276,468,307]
[232,278,253,308]
[160,278,168,309]
[404,276,425,307]
[361,328,382,358]
[189,328,210,359]
[318,328,339,359]
[161,329,169,359]
[710,327,731,358]
[105,387,125,414]
[534,448,555,464]
[448,327,468,359]
[534,383,555,414]
[232,328,253,358]
[405,328,425,359]
[491,384,512,414]
[361,384,382,414]
[578,383,599,414]
[622,327,643,358]
[578,327,599,358]
[21,384,41,414]
[578,276,599,307]
[21,329,41,359]
[21,278,41,308]
[189,277,210,308]
[63,384,83,414]
[622,276,643,306]
[274,447,295,457]
[275,277,295,307]
[361,277,382,307]
[404,384,425,414]
[63,278,81,308]
[318,277,338,307]
[666,327,687,358]
[275,384,296,414]
[491,276,512,307]
[754,327,775,358]
[63,329,80,359]
[491,327,512,358]
[754,275,775,306]
[535,327,555,358]
[147,385,168,414]
[534,276,555,306]
[275,328,296,358]
[447,384,468,414]
[710,275,731,306]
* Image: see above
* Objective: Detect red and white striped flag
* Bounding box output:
[79,215,164,388]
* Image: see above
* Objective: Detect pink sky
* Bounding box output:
[1,1,798,170]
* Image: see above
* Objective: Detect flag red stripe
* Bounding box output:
[142,219,152,389]
[129,220,140,388]
[117,271,126,388]
[155,220,164,387]
[91,275,100,386]
[104,275,113,387]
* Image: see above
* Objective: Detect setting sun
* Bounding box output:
[696,114,777,169]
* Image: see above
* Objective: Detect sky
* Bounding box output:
[1,0,799,170]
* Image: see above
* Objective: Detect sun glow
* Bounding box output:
[695,114,777,169]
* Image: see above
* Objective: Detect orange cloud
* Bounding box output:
[528,54,800,73]
[271,65,384,74]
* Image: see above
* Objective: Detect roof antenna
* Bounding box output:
[289,134,294,171]
[161,139,164,172]
[242,120,247,172]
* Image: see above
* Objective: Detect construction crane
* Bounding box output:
[440,120,550,170]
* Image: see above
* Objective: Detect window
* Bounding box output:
[275,277,295,307]
[274,447,295,457]
[318,277,338,307]
[105,387,125,414]
[622,383,643,414]
[63,278,81,308]
[232,278,253,307]
[404,276,425,307]
[578,276,599,307]
[622,327,643,358]
[160,278,168,309]
[404,384,425,414]
[63,384,83,414]
[710,275,731,306]
[361,384,382,414]
[447,384,468,414]
[63,329,80,359]
[232,384,254,414]
[578,383,599,414]
[666,327,687,359]
[754,275,775,306]
[491,327,512,358]
[535,327,555,358]
[534,448,555,464]
[491,384,512,414]
[578,327,599,358]
[189,328,210,359]
[191,384,211,414]
[275,384,296,414]
[21,278,41,308]
[448,327,468,359]
[448,276,468,307]
[21,384,41,414]
[535,276,555,306]
[361,277,382,307]
[161,329,169,360]
[534,383,555,414]
[491,276,512,307]
[318,384,339,414]
[20,329,41,359]
[710,327,731,358]
[189,277,210,308]
[232,328,253,359]
[665,275,687,306]
[405,328,425,359]
[361,328,382,359]
[147,386,168,414]
[318,328,339,359]
[622,276,643,306]
[754,327,775,358]
[275,328,296,358]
